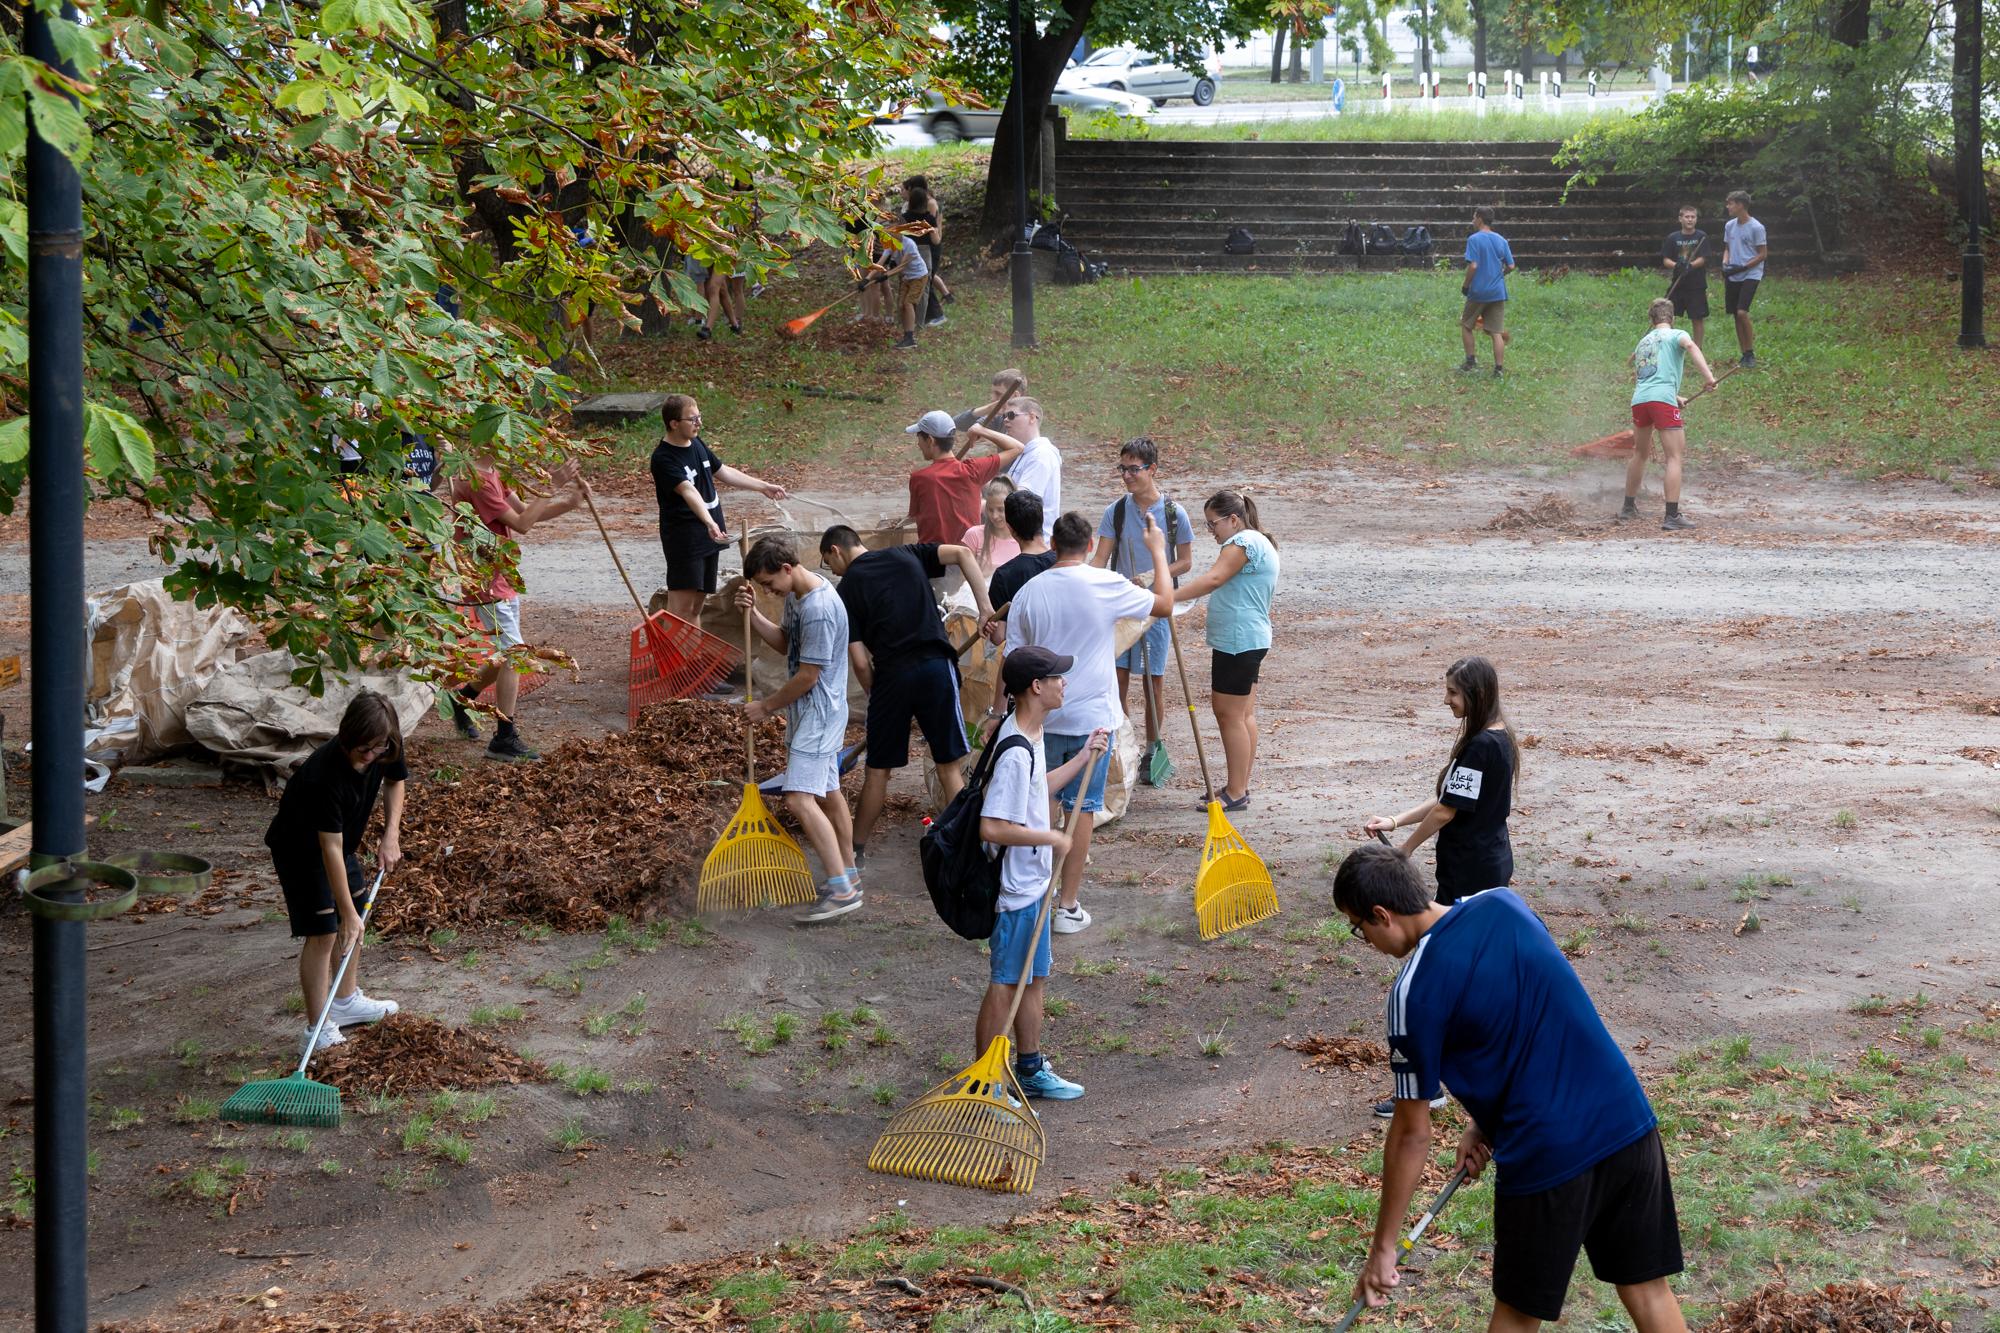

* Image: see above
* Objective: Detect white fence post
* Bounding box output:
[1382,68,1393,101]
[1588,70,1599,98]
[1476,69,1487,116]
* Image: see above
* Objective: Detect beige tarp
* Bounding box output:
[85,579,259,764]
[185,651,436,784]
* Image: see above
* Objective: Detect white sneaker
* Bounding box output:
[327,992,398,1026]
[1052,904,1092,934]
[300,1023,347,1058]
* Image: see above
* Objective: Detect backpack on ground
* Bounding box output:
[1055,239,1090,285]
[1338,220,1366,256]
[1400,225,1433,257]
[919,729,1036,941]
[1366,223,1398,254]
[1223,227,1256,255]
[1030,221,1062,251]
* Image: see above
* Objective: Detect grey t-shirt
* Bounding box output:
[1723,216,1767,282]
[782,582,849,755]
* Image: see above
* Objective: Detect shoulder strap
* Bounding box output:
[1162,497,1181,588]
[1113,495,1129,573]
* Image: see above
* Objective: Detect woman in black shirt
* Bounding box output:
[264,691,409,1056]
[1366,655,1518,905]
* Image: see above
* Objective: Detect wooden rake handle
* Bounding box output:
[580,482,649,622]
[999,742,1109,1037]
[741,531,755,778]
[1165,606,1217,805]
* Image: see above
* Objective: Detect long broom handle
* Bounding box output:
[1141,629,1162,739]
[296,869,384,1076]
[742,531,755,779]
[1329,1165,1472,1333]
[999,741,1109,1037]
[1165,605,1217,805]
[580,483,649,622]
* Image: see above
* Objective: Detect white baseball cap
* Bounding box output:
[905,410,956,439]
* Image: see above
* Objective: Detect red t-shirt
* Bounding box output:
[908,455,1007,546]
[453,468,518,601]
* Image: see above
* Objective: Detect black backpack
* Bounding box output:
[919,730,1036,941]
[1223,227,1255,255]
[1029,221,1062,251]
[1366,223,1398,254]
[1400,225,1433,257]
[1055,239,1089,285]
[1338,220,1365,256]
[1110,495,1181,587]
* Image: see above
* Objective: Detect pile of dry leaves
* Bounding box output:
[1277,1034,1389,1074]
[313,1015,546,1095]
[1702,1281,1949,1333]
[372,699,784,936]
[1486,492,1594,534]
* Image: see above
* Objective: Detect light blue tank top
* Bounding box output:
[1206,530,1279,654]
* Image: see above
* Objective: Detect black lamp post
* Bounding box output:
[1008,0,1036,348]
[1955,0,1984,348]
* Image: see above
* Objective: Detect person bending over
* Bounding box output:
[1336,844,1689,1333]
[1618,298,1717,532]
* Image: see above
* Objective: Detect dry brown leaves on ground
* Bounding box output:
[1701,1280,1950,1333]
[312,1014,546,1095]
[372,700,785,936]
[1956,746,2000,764]
[1485,492,1596,534]
[1277,1034,1389,1075]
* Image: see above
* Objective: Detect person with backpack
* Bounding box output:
[974,646,1111,1100]
[1089,437,1193,755]
[1459,206,1516,377]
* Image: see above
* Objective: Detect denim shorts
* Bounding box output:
[1046,731,1111,813]
[990,902,1052,985]
[1114,617,1169,676]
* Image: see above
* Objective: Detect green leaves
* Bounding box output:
[319,0,425,41]
[84,404,155,483]
[0,417,25,466]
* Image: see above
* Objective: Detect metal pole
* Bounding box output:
[1955,0,1984,348]
[1008,0,1035,349]
[27,0,90,1328]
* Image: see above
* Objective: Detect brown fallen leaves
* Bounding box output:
[1702,1280,1950,1333]
[1485,492,1592,533]
[1276,1033,1389,1075]
[313,1014,546,1095]
[373,699,786,936]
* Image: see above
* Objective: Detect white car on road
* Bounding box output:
[1057,47,1217,106]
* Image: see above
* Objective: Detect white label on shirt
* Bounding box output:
[1442,765,1483,801]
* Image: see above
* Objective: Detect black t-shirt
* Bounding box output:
[836,543,953,684]
[987,550,1058,613]
[264,738,409,861]
[650,435,727,554]
[1432,727,1514,903]
[1662,229,1709,285]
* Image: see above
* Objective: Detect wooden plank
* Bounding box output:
[0,821,31,876]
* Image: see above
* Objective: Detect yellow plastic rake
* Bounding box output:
[1165,609,1278,938]
[868,747,1108,1194]
[697,537,817,912]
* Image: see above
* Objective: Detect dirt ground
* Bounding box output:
[0,450,1997,1330]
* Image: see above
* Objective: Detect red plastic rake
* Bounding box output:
[627,611,742,722]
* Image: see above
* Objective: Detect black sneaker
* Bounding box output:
[728,323,743,337]
[1492,365,1505,379]
[1740,350,1756,369]
[1662,513,1696,532]
[696,324,713,341]
[450,699,482,741]
[1457,357,1478,372]
[894,333,917,351]
[940,290,956,304]
[1616,500,1639,522]
[485,730,541,763]
[1374,1094,1450,1118]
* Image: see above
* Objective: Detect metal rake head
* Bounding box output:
[867,1037,1045,1193]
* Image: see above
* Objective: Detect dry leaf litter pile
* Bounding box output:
[311,1015,547,1095]
[373,699,785,936]
[1703,1281,1951,1333]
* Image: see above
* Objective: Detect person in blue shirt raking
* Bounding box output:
[1335,843,1689,1333]
[1459,206,1517,378]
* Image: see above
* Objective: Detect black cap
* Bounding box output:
[1001,646,1074,696]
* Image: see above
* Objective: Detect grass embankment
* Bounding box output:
[584,254,1996,484]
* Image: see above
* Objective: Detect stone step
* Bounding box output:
[1053,184,1667,210]
[1064,219,1808,244]
[1066,252,1655,272]
[1056,170,1606,192]
[1062,138,1568,158]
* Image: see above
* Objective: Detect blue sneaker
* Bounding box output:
[1019,1063,1084,1100]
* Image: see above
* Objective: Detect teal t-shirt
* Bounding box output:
[1206,530,1279,654]
[1631,326,1688,407]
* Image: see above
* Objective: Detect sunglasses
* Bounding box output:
[1003,410,1036,421]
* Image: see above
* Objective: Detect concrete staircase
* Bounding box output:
[1052,138,1815,274]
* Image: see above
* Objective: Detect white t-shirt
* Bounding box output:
[1005,564,1157,734]
[1723,216,1767,282]
[981,716,1051,913]
[1005,437,1062,539]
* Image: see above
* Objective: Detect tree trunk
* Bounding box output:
[1831,0,1869,47]
[1474,4,1487,74]
[976,0,1100,252]
[1270,24,1286,83]
[1288,27,1305,81]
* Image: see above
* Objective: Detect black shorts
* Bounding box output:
[275,849,366,938]
[864,657,968,769]
[1210,648,1267,697]
[1670,283,1708,320]
[665,548,720,594]
[1492,1129,1683,1322]
[1724,278,1758,315]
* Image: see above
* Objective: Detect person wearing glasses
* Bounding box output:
[965,398,1059,540]
[1170,490,1279,812]
[1089,438,1193,759]
[264,691,408,1056]
[651,394,788,628]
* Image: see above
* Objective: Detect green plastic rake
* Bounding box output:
[220,870,384,1128]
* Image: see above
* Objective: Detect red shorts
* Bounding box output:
[1631,401,1684,431]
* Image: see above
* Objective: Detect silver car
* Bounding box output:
[1059,46,1217,106]
[909,92,1002,143]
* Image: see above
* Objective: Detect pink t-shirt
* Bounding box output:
[962,525,1021,571]
[453,469,517,601]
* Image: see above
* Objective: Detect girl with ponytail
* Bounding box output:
[1171,488,1281,810]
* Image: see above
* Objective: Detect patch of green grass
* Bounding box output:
[457,949,483,971]
[172,1038,202,1068]
[429,928,459,949]
[107,1108,144,1131]
[1560,926,1594,956]
[469,1003,525,1025]
[868,1080,898,1107]
[771,1012,801,1044]
[169,1094,218,1124]
[707,1269,788,1320]
[280,991,306,1014]
[267,1129,313,1153]
[550,1116,594,1152]
[400,1112,437,1152]
[360,1092,404,1117]
[430,1132,473,1165]
[547,1062,611,1095]
[1043,996,1074,1018]
[1834,809,1857,829]
[518,922,553,942]
[583,1009,614,1036]
[318,1159,342,1175]
[1198,1022,1233,1058]
[603,1307,653,1333]
[1071,956,1122,977]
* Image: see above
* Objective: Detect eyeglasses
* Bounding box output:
[1115,463,1152,476]
[354,739,391,759]
[1203,515,1235,531]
